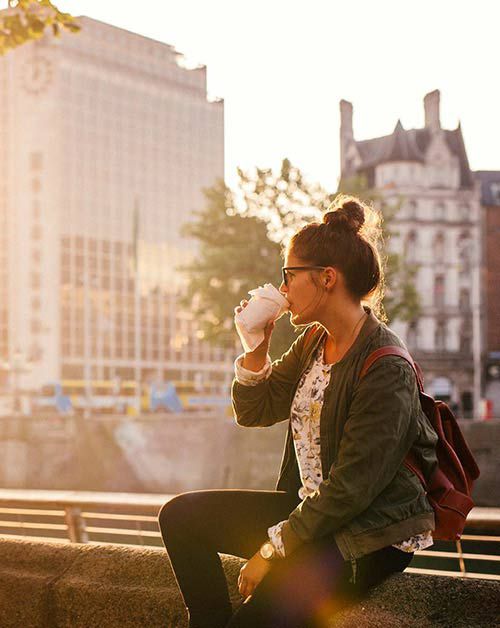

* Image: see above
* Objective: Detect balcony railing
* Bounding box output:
[0,489,498,581]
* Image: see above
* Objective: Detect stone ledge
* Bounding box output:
[0,538,497,627]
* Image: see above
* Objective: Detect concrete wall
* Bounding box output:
[459,421,500,506]
[0,538,497,628]
[0,414,498,506]
[0,413,288,494]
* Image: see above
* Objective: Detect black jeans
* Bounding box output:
[158,489,413,628]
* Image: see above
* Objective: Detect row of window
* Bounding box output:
[377,161,460,190]
[61,345,183,361]
[400,201,473,222]
[432,276,471,309]
[59,309,219,360]
[407,319,472,353]
[59,342,217,362]
[62,236,133,254]
[403,230,473,266]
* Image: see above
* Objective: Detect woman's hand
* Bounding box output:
[234,299,275,355]
[234,299,248,316]
[237,551,272,599]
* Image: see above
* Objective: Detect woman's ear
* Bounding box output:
[324,267,336,289]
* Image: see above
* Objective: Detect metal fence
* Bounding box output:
[0,489,498,581]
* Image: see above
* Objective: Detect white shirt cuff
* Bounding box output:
[267,520,286,558]
[234,353,272,386]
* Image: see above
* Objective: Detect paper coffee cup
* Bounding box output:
[234,283,289,352]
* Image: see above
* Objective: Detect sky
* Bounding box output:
[10,0,500,189]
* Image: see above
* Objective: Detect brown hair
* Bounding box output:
[287,194,386,321]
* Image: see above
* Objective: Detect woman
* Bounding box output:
[159,196,438,628]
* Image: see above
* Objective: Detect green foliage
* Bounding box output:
[235,157,336,243]
[0,0,80,55]
[182,161,420,360]
[179,180,298,358]
[383,251,420,323]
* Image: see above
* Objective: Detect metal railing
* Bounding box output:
[0,489,498,581]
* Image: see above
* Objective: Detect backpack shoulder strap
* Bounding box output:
[360,345,428,488]
[360,345,425,392]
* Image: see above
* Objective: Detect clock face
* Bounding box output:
[22,56,53,94]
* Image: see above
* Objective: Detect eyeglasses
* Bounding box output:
[281,266,327,287]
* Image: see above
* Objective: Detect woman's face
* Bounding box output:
[279,251,327,326]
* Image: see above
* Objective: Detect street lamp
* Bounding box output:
[470,237,482,420]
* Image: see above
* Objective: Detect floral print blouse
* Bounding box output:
[234,342,433,558]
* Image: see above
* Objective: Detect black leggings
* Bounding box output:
[158,489,413,628]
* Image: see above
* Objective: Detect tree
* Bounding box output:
[0,0,79,55]
[180,180,298,359]
[234,158,336,243]
[182,160,420,359]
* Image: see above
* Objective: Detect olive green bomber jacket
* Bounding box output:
[231,309,438,561]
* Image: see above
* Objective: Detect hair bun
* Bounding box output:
[323,199,365,234]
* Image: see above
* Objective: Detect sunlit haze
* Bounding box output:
[4,0,498,188]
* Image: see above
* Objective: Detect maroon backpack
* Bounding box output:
[360,346,480,541]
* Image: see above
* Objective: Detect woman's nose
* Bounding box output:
[279,280,287,294]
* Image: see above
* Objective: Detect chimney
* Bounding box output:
[340,99,354,175]
[340,99,353,140]
[424,90,441,132]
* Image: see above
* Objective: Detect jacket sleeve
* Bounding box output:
[231,328,308,428]
[280,358,420,555]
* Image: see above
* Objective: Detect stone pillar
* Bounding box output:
[424,90,441,132]
[340,99,354,176]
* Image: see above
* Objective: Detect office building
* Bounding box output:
[0,17,232,402]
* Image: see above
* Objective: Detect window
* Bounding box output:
[32,202,41,220]
[459,204,469,221]
[459,288,470,309]
[404,230,418,264]
[435,203,446,221]
[457,232,472,274]
[434,275,445,308]
[491,183,500,204]
[459,319,472,353]
[406,201,417,220]
[31,225,42,240]
[435,320,447,351]
[407,320,419,349]
[29,343,43,361]
[30,152,43,171]
[434,232,445,263]
[31,318,41,334]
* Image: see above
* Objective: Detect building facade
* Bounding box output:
[339,90,484,417]
[0,17,232,404]
[476,171,500,417]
